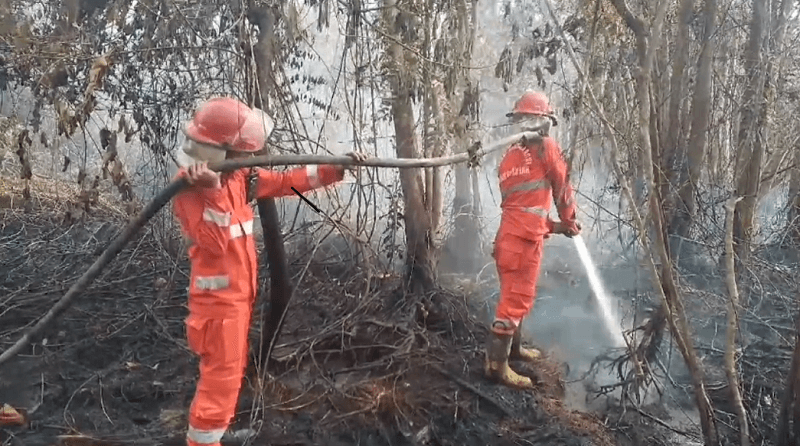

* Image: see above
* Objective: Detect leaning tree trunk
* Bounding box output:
[245,3,293,370]
[609,0,720,443]
[383,0,437,293]
[723,197,750,446]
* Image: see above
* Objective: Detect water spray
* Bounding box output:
[571,235,627,348]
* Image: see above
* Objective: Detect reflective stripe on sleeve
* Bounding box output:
[230,220,254,239]
[202,208,231,227]
[306,165,322,188]
[194,275,230,291]
[187,426,226,444]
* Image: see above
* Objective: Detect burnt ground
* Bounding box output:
[3,180,790,446]
[0,185,628,446]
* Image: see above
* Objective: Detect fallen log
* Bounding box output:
[0,131,541,368]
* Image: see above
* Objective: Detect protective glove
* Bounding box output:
[551,220,582,238]
[185,162,221,189]
[338,151,369,175]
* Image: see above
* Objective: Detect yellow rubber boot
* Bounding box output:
[0,404,25,426]
[484,330,534,389]
[510,322,541,362]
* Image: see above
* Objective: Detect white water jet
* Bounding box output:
[572,235,627,348]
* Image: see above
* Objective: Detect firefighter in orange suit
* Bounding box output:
[173,97,366,446]
[485,91,581,389]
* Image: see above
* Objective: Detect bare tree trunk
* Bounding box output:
[723,196,750,446]
[663,0,693,237]
[421,1,437,237]
[733,0,769,267]
[671,0,717,245]
[752,0,795,216]
[393,89,437,293]
[427,80,446,237]
[789,141,800,242]
[710,49,736,183]
[384,0,437,293]
[608,0,720,443]
[442,0,482,275]
[766,0,799,242]
[775,306,800,446]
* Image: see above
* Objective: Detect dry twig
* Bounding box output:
[723,196,749,446]
[432,365,516,419]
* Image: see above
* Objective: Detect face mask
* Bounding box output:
[182,139,227,164]
[510,115,551,136]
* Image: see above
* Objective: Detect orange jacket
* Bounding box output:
[497,136,577,240]
[173,165,344,318]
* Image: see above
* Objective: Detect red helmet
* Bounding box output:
[184,97,274,152]
[506,91,557,125]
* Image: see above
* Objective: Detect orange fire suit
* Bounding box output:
[492,136,577,333]
[173,165,344,446]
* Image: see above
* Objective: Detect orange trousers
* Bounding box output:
[185,313,251,446]
[493,232,544,333]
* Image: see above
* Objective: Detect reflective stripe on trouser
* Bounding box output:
[185,314,251,445]
[493,232,544,327]
[187,426,225,445]
[501,179,549,200]
[194,276,230,291]
[230,220,254,239]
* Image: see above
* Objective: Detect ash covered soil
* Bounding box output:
[0,197,708,446]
